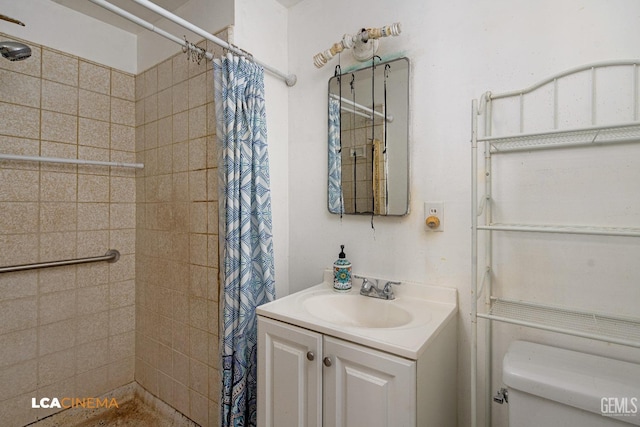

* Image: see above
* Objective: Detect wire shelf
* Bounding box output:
[478,223,640,237]
[479,123,640,153]
[479,297,640,348]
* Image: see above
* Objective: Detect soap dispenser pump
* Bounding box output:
[333,245,352,292]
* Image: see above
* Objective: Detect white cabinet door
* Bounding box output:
[258,317,323,427]
[322,336,416,427]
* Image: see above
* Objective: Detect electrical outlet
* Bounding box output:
[424,201,444,231]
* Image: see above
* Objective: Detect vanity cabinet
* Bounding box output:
[258,316,448,427]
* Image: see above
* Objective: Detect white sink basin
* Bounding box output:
[257,272,457,360]
[302,294,413,328]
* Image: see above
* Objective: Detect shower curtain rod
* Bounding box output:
[90,0,213,61]
[89,0,297,86]
[330,93,393,122]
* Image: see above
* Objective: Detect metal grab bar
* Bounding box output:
[0,249,120,274]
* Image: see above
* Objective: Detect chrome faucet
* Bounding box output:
[354,275,401,300]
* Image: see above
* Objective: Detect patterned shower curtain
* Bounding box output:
[213,53,276,427]
[328,97,344,214]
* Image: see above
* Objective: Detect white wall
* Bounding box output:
[0,0,136,73]
[286,0,640,426]
[233,0,291,297]
[137,0,234,72]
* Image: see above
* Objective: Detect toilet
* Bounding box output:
[503,341,640,426]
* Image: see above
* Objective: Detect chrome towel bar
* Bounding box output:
[0,249,120,273]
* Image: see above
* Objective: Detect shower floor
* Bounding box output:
[71,398,181,427]
[30,383,198,427]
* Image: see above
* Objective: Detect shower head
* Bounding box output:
[0,41,31,61]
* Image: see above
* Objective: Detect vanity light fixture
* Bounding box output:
[313,22,401,68]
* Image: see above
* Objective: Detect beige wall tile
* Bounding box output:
[189,234,207,266]
[39,266,77,294]
[189,327,208,364]
[189,137,206,171]
[78,174,109,203]
[79,89,110,121]
[75,365,108,397]
[0,234,38,267]
[144,67,158,97]
[41,110,77,144]
[110,203,136,229]
[109,305,135,336]
[188,105,207,139]
[144,93,158,124]
[188,73,207,109]
[157,59,173,92]
[0,169,39,202]
[109,330,134,362]
[189,170,207,202]
[79,118,110,149]
[42,49,78,86]
[109,280,134,309]
[40,231,77,263]
[111,124,135,152]
[0,328,37,369]
[172,80,188,114]
[173,111,189,143]
[0,359,37,401]
[110,176,135,203]
[38,347,75,387]
[157,116,172,148]
[112,98,135,126]
[111,70,134,101]
[42,80,78,115]
[80,61,110,95]
[110,229,135,255]
[77,337,109,373]
[0,270,38,302]
[0,297,37,335]
[40,202,77,232]
[76,311,109,345]
[109,253,135,282]
[157,88,172,119]
[107,356,134,391]
[40,171,76,202]
[77,284,109,316]
[0,69,41,108]
[189,389,208,427]
[172,55,188,86]
[0,136,39,167]
[78,202,110,231]
[77,230,109,256]
[38,318,76,356]
[172,141,189,173]
[0,102,40,139]
[39,290,76,325]
[0,202,38,234]
[173,381,190,419]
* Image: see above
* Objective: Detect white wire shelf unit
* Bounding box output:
[478,298,640,349]
[470,60,640,427]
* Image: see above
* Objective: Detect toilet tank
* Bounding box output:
[503,341,640,427]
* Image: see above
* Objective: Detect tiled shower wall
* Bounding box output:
[134,32,226,427]
[0,34,136,426]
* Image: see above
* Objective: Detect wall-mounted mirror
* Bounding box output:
[328,57,409,216]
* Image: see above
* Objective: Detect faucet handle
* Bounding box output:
[382,280,401,299]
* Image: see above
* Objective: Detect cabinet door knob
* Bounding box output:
[323,356,332,367]
[306,351,315,361]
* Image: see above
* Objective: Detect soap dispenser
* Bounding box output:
[333,245,352,292]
